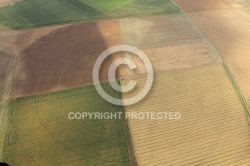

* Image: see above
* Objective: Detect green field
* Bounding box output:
[82,0,134,12]
[2,83,135,166]
[0,0,180,29]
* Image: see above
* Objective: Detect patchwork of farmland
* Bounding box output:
[1,0,250,165]
[122,64,250,165]
[2,83,135,166]
[189,9,250,103]
[174,0,250,108]
[0,0,180,29]
[108,14,221,77]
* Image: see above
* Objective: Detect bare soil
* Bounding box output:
[11,23,117,98]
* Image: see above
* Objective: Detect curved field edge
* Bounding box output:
[0,50,16,161]
[0,0,180,29]
[2,82,136,166]
[81,0,134,12]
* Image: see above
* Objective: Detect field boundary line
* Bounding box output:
[96,22,138,166]
[0,49,17,160]
[173,0,250,126]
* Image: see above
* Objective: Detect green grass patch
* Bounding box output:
[81,0,134,12]
[108,0,180,17]
[0,0,180,29]
[2,82,135,165]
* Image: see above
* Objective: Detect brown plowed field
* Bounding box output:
[0,24,67,53]
[11,23,116,98]
[190,9,250,100]
[175,0,249,12]
[113,14,221,77]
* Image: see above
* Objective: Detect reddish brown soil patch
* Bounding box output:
[175,0,247,12]
[11,23,117,98]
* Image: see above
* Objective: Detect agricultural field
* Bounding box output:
[0,24,67,54]
[0,51,12,98]
[0,0,180,29]
[1,0,250,165]
[0,50,14,160]
[101,14,222,78]
[175,0,250,12]
[180,5,250,104]
[2,83,135,165]
[82,0,134,12]
[122,64,250,165]
[11,22,118,98]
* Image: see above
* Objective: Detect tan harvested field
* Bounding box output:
[189,9,250,100]
[11,23,117,98]
[0,0,22,8]
[175,0,249,12]
[110,14,221,77]
[122,64,250,165]
[0,24,67,53]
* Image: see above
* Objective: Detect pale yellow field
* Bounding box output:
[122,64,250,165]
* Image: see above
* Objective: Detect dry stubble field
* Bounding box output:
[122,64,250,166]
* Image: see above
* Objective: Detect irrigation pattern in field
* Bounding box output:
[3,83,134,166]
